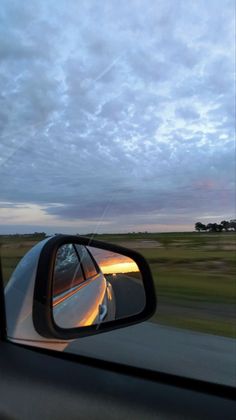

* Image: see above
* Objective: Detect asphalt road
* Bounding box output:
[67,322,236,387]
[108,274,146,318]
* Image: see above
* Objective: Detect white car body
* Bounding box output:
[4,238,116,350]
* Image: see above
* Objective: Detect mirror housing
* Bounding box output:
[33,235,156,340]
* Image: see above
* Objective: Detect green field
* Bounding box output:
[1,232,236,337]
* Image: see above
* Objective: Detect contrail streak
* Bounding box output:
[93,53,124,83]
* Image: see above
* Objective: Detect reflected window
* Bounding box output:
[53,244,84,296]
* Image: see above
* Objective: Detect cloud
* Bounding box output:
[0,0,235,233]
[175,106,200,121]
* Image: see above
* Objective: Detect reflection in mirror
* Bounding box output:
[52,244,146,329]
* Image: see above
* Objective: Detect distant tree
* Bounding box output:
[206,223,212,232]
[220,220,230,231]
[195,222,207,232]
[195,220,236,233]
[31,232,46,238]
[229,219,236,231]
[206,223,216,232]
[216,223,223,232]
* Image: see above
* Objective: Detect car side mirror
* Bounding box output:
[33,235,156,339]
[4,235,156,343]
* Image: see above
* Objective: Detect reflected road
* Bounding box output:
[108,274,146,318]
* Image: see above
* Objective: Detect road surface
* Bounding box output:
[67,322,236,387]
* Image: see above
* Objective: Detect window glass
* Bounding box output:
[53,244,84,296]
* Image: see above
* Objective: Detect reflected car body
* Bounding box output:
[4,238,115,350]
[52,244,116,328]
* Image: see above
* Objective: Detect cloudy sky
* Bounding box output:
[0,0,235,234]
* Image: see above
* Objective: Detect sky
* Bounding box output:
[0,0,235,234]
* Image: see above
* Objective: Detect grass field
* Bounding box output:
[1,232,235,337]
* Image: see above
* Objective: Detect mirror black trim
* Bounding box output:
[33,235,157,340]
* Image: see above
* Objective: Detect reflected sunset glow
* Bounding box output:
[100,259,139,275]
[88,247,140,275]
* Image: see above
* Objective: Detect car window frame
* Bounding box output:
[74,244,99,281]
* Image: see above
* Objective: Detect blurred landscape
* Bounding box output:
[1,232,235,338]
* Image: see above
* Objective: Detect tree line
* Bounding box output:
[195,220,236,232]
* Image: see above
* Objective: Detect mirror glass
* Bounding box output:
[52,243,146,329]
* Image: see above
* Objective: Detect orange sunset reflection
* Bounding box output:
[100,257,139,275]
[88,247,140,275]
